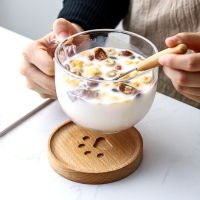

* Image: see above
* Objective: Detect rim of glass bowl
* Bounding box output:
[55,29,158,83]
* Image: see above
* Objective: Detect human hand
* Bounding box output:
[20,18,84,99]
[159,33,200,103]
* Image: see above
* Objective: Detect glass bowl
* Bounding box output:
[54,29,158,133]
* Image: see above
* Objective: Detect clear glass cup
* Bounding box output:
[54,29,158,133]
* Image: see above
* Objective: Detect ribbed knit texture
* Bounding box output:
[58,0,130,30]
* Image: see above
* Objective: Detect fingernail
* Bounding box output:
[57,32,69,41]
[171,36,181,44]
[159,56,165,65]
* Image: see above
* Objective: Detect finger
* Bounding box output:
[159,53,200,72]
[26,78,56,96]
[178,91,200,103]
[172,82,200,96]
[20,60,56,93]
[39,94,57,99]
[22,39,55,76]
[165,36,182,48]
[163,66,200,87]
[165,32,200,52]
[38,32,58,58]
[39,32,55,47]
[53,18,78,42]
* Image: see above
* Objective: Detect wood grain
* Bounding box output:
[137,44,188,71]
[48,121,143,184]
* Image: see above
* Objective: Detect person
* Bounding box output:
[20,0,200,108]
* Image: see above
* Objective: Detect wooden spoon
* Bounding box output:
[113,44,188,80]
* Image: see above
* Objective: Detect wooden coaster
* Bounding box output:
[48,121,143,184]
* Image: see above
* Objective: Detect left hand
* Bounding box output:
[159,33,200,103]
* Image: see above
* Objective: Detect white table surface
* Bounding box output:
[0,28,200,200]
[0,26,50,136]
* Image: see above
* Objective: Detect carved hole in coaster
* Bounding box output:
[83,136,90,141]
[97,153,104,158]
[84,151,91,155]
[78,144,85,148]
[93,137,112,150]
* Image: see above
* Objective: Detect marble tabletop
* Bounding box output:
[0,26,50,136]
[0,28,200,200]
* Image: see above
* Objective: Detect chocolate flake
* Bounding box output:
[94,48,107,60]
[122,51,133,56]
[67,89,98,101]
[87,76,104,87]
[88,55,94,61]
[67,91,77,102]
[119,83,137,95]
[79,89,98,98]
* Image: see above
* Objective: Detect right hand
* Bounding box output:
[20,18,83,99]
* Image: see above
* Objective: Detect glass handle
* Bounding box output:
[47,38,76,60]
[47,38,60,58]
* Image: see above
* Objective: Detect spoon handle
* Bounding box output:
[137,44,188,71]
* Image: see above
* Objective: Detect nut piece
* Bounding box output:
[94,48,107,60]
[64,63,70,70]
[118,52,123,56]
[71,67,83,76]
[86,68,102,76]
[82,51,91,56]
[63,72,70,83]
[106,48,116,55]
[119,83,137,95]
[118,72,129,79]
[108,96,119,101]
[69,79,80,87]
[140,76,152,84]
[98,91,106,97]
[103,58,115,66]
[87,76,104,87]
[122,50,133,56]
[88,55,94,61]
[130,71,139,76]
[132,81,141,87]
[113,82,120,87]
[124,60,134,65]
[138,56,144,60]
[116,65,122,70]
[70,60,84,68]
[85,63,94,67]
[101,83,110,87]
[106,71,117,77]
[123,96,131,104]
[97,91,106,100]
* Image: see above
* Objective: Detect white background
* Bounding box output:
[0,0,123,40]
[0,0,63,39]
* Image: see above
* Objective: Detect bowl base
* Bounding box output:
[48,120,143,184]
